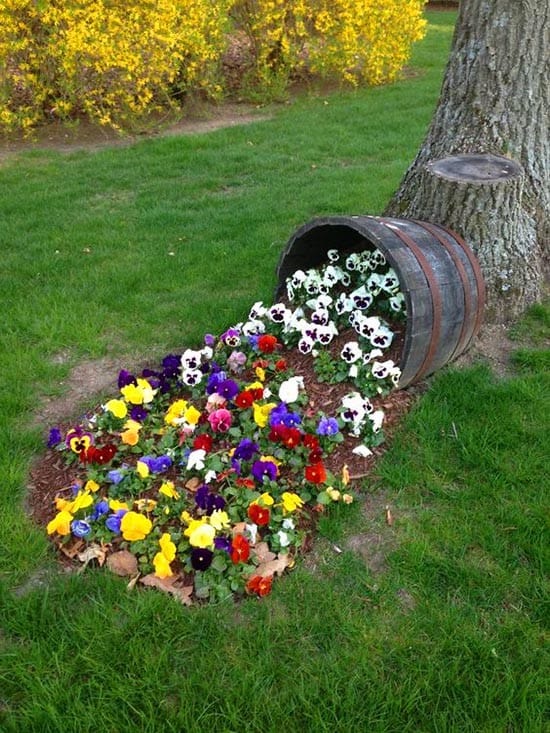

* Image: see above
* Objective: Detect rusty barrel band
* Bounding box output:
[412,219,473,360]
[436,225,486,340]
[377,217,443,383]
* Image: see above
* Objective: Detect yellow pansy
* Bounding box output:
[209,510,230,531]
[47,510,73,536]
[120,378,156,405]
[159,533,176,562]
[85,480,100,493]
[257,492,274,506]
[121,419,141,446]
[164,399,188,426]
[281,492,305,514]
[105,399,127,419]
[153,552,173,579]
[184,405,201,425]
[70,490,94,513]
[120,511,152,541]
[55,497,72,511]
[185,519,215,548]
[255,366,266,382]
[252,402,277,428]
[135,498,157,512]
[136,460,150,479]
[109,499,129,512]
[327,488,341,502]
[180,510,192,525]
[159,481,180,500]
[246,381,264,393]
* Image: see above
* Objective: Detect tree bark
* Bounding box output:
[385,0,549,321]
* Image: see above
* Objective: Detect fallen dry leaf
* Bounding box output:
[77,542,107,568]
[232,522,248,537]
[252,541,276,564]
[106,550,138,576]
[255,553,293,578]
[385,505,394,526]
[140,574,193,605]
[185,477,201,492]
[60,539,84,560]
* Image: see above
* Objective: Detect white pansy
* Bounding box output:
[186,449,206,471]
[268,303,292,325]
[369,325,394,349]
[242,319,266,336]
[181,368,203,387]
[204,470,217,484]
[348,364,359,379]
[389,293,405,312]
[290,270,307,288]
[306,293,333,310]
[323,265,340,287]
[316,322,338,345]
[298,335,314,354]
[279,376,304,404]
[340,341,363,364]
[369,410,385,433]
[350,285,373,310]
[245,523,258,545]
[380,269,400,293]
[282,518,295,530]
[311,308,330,326]
[345,253,360,271]
[181,348,203,370]
[335,293,353,315]
[327,249,340,262]
[371,360,395,379]
[363,348,384,364]
[366,273,382,295]
[358,315,381,338]
[277,530,291,548]
[248,301,268,320]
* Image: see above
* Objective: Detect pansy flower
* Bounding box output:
[246,574,273,596]
[65,426,94,454]
[305,462,327,484]
[251,459,278,483]
[248,503,270,526]
[231,534,250,564]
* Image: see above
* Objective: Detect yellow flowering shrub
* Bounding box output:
[0,0,426,133]
[230,0,427,96]
[0,0,231,132]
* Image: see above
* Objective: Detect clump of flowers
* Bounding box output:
[45,246,404,603]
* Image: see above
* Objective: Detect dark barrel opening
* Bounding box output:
[275,215,485,388]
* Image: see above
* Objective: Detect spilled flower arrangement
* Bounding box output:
[46,247,405,603]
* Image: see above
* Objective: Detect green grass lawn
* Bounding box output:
[1,10,549,732]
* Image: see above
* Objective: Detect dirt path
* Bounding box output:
[0,103,271,162]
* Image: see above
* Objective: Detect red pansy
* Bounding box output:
[231,534,250,564]
[246,574,273,596]
[257,335,279,354]
[235,390,255,409]
[247,503,271,526]
[305,462,327,484]
[193,434,213,452]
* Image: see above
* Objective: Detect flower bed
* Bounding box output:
[42,247,408,603]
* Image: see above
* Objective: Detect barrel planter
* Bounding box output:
[275,215,485,388]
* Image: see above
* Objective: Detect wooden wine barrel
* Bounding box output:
[275,215,485,388]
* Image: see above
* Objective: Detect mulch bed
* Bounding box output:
[27,328,421,540]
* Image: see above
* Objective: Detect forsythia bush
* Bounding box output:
[0,0,232,132]
[0,0,426,134]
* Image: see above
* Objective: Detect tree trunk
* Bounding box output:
[385,0,549,321]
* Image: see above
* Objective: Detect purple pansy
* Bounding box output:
[317,416,340,436]
[251,460,278,483]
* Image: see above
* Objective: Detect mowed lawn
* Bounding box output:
[1,10,548,732]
